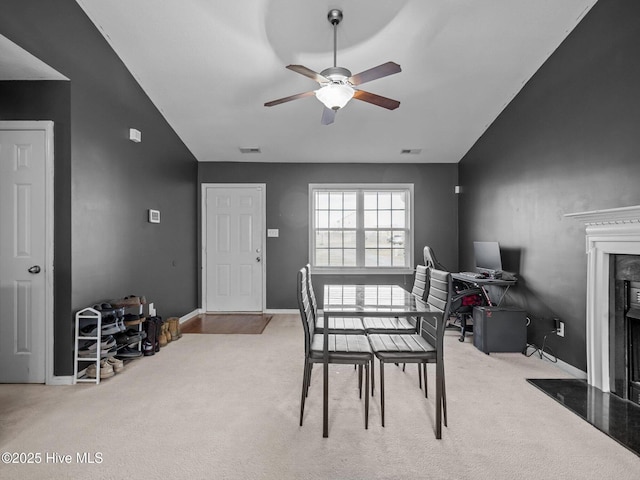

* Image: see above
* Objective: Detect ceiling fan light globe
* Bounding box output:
[315,84,355,110]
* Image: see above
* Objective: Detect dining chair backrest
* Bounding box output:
[424,246,446,270]
[297,267,316,355]
[411,264,429,301]
[420,268,452,351]
[303,264,319,323]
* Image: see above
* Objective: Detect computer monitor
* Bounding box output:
[474,241,502,275]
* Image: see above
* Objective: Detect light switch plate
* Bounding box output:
[148,209,160,224]
[267,229,279,237]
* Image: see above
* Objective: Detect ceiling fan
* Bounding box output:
[264,9,401,125]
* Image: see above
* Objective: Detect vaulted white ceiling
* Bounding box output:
[74,0,596,163]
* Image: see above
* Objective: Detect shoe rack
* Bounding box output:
[73,307,102,384]
[73,304,145,384]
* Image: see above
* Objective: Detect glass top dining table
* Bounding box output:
[323,284,430,317]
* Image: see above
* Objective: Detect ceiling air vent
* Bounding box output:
[239,147,261,154]
[400,149,422,154]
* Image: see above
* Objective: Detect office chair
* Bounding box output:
[424,246,486,342]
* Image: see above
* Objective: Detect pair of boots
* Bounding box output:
[158,317,182,347]
[142,316,163,356]
[142,316,182,355]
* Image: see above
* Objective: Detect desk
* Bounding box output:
[451,273,516,307]
[322,284,430,437]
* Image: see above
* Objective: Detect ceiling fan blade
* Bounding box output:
[348,61,401,86]
[286,65,330,84]
[264,91,315,107]
[353,90,400,110]
[321,107,336,125]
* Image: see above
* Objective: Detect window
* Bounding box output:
[309,184,413,273]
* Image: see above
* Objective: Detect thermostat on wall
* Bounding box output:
[148,209,160,224]
[129,128,142,143]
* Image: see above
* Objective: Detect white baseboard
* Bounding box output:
[47,375,74,386]
[535,354,587,379]
[179,309,203,323]
[553,357,587,379]
[264,309,298,314]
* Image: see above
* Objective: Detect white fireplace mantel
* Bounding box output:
[566,205,640,391]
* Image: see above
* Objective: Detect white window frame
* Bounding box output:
[309,183,414,274]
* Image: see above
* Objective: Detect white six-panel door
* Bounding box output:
[0,126,49,383]
[203,185,264,312]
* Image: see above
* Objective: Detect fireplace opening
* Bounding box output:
[629,296,640,404]
[612,255,640,405]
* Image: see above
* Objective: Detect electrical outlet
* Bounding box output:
[557,321,565,337]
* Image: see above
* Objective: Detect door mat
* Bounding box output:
[181,314,272,334]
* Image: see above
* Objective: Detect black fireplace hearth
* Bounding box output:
[528,378,640,457]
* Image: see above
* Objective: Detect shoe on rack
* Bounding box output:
[126,328,146,340]
[115,330,145,346]
[124,294,146,305]
[115,346,142,359]
[124,315,144,327]
[79,323,99,337]
[110,295,143,308]
[106,356,125,373]
[92,303,125,320]
[78,344,99,358]
[86,360,115,379]
[100,335,116,350]
[100,317,125,335]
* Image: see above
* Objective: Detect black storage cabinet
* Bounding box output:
[472,306,527,354]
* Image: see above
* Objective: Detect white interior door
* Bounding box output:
[0,126,49,383]
[203,185,264,312]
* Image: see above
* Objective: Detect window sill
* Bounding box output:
[311,267,415,275]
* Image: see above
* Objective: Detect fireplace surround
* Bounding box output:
[566,205,640,393]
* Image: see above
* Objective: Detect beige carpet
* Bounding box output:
[0,314,638,479]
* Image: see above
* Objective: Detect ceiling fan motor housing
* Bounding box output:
[320,66,353,85]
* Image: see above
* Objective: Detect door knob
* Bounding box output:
[28,265,41,274]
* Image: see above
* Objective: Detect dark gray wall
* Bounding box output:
[0,1,199,376]
[198,162,459,309]
[458,0,640,371]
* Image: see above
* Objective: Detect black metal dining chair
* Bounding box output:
[367,268,452,438]
[304,264,365,334]
[296,267,372,433]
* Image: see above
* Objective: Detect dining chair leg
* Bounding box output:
[300,359,309,426]
[380,360,385,427]
[358,364,363,399]
[323,361,329,438]
[435,366,442,439]
[418,363,423,390]
[364,362,370,429]
[442,369,448,427]
[423,362,428,398]
[306,363,313,397]
[371,358,375,396]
